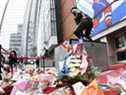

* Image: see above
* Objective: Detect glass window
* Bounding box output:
[117,51,126,61]
[115,33,126,62]
[50,0,57,36]
[115,36,125,49]
[51,21,57,36]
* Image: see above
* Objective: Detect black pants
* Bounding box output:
[74,18,93,41]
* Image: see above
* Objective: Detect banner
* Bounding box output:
[77,0,126,37]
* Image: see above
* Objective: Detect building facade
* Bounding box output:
[9,24,23,56]
[91,1,126,64]
[98,21,126,64]
[22,0,60,57]
[21,0,63,66]
[37,0,57,56]
[22,0,40,57]
[37,0,60,67]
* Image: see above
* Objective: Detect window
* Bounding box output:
[117,51,126,61]
[115,33,126,62]
[115,36,125,49]
[50,0,57,36]
[51,20,57,36]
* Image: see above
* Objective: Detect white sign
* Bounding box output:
[72,82,86,95]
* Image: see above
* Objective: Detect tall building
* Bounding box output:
[37,0,56,56]
[22,0,41,56]
[22,0,61,57]
[9,24,23,56]
[37,0,65,55]
[21,0,63,66]
[37,0,60,66]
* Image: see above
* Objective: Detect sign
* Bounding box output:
[77,0,126,37]
[72,82,86,95]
